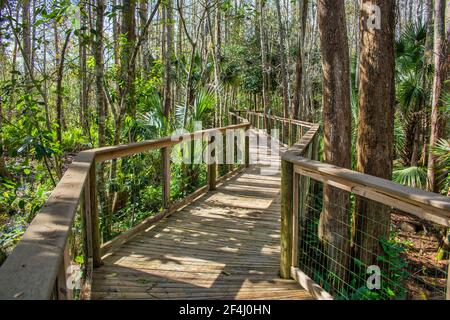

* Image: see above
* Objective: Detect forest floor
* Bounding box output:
[392,212,448,300]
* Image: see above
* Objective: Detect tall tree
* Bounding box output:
[291,0,308,120]
[94,0,108,236]
[120,0,137,120]
[275,0,289,120]
[317,0,352,290]
[258,0,270,129]
[162,0,173,208]
[55,31,71,147]
[355,0,396,265]
[22,0,31,90]
[427,0,448,192]
[163,0,173,118]
[79,0,89,135]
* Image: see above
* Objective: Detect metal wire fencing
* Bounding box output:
[296,175,449,300]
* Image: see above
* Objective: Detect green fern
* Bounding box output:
[393,165,427,188]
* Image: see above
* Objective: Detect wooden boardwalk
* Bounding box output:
[91,133,312,300]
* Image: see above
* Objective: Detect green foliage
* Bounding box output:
[175,87,215,130]
[61,127,92,151]
[393,165,427,188]
[222,43,262,94]
[432,139,450,194]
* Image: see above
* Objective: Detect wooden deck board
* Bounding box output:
[91,133,312,300]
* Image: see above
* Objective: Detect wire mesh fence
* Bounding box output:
[96,149,164,242]
[296,175,449,300]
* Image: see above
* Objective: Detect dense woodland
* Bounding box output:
[0,0,448,270]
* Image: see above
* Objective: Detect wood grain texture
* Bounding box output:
[91,132,311,300]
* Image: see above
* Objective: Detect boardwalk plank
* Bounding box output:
[91,131,311,300]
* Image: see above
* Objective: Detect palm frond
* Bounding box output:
[393,165,427,189]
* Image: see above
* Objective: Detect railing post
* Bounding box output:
[162,147,170,208]
[89,163,102,268]
[447,262,450,300]
[291,172,303,267]
[280,157,294,279]
[245,125,250,167]
[82,183,94,298]
[312,127,320,161]
[57,243,72,300]
[288,120,292,147]
[207,135,217,191]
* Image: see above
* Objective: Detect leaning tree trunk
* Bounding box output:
[354,0,396,267]
[317,0,352,293]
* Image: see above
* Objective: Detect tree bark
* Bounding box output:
[163,0,173,118]
[22,0,31,91]
[55,31,72,147]
[275,0,289,119]
[79,0,89,135]
[291,0,308,120]
[94,0,108,238]
[258,0,270,130]
[354,0,396,266]
[427,0,448,192]
[317,0,352,292]
[120,0,137,120]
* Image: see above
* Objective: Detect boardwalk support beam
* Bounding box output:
[280,158,294,279]
[90,164,102,268]
[208,135,217,191]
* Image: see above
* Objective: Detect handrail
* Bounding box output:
[93,123,249,162]
[290,158,450,226]
[276,116,450,300]
[0,151,96,300]
[230,109,315,129]
[0,122,250,300]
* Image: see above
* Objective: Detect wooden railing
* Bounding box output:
[231,110,314,147]
[0,122,250,300]
[233,109,450,300]
[276,118,450,300]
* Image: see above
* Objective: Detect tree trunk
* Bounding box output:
[275,0,289,119]
[22,0,31,91]
[258,0,270,130]
[213,2,222,127]
[291,0,308,120]
[427,0,448,192]
[139,0,149,76]
[163,0,173,118]
[94,0,108,238]
[317,0,352,293]
[354,0,396,267]
[79,0,89,135]
[121,0,137,120]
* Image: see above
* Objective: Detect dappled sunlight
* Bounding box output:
[90,131,310,299]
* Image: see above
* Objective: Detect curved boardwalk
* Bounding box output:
[91,132,312,300]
